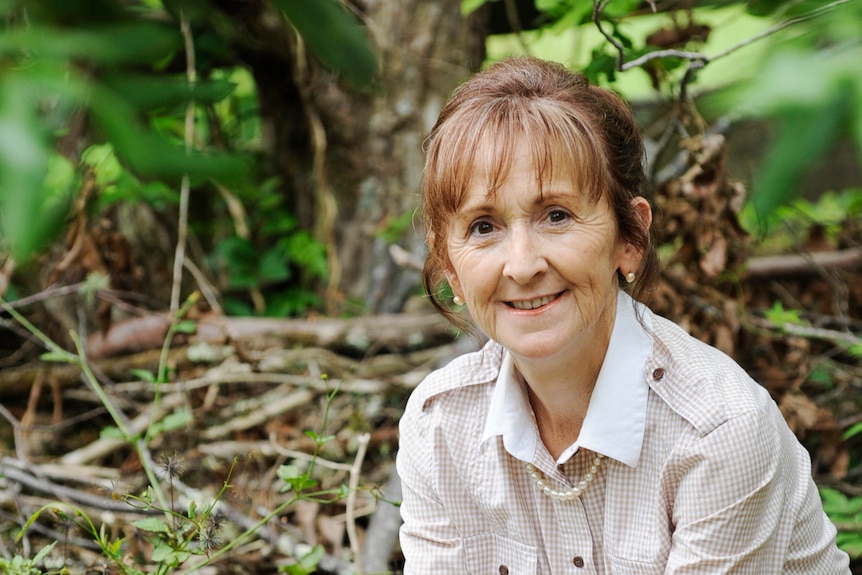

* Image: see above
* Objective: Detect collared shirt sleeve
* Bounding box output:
[397,400,465,574]
[666,405,848,574]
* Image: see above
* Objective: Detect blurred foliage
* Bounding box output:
[821,487,862,558]
[0,0,376,316]
[466,0,860,230]
[718,0,862,227]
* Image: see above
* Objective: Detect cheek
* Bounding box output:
[448,249,494,295]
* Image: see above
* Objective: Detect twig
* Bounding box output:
[0,457,151,514]
[709,0,850,62]
[268,435,353,472]
[746,248,862,279]
[593,0,850,72]
[113,372,388,396]
[0,281,85,309]
[183,258,223,316]
[201,388,315,440]
[345,432,371,574]
[750,316,862,349]
[170,9,197,316]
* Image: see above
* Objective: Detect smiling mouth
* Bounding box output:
[508,293,561,310]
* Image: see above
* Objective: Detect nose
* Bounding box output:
[502,225,547,284]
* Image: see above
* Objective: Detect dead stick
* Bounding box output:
[746,248,862,278]
[346,432,371,574]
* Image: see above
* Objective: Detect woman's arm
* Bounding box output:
[396,405,466,574]
[667,407,849,574]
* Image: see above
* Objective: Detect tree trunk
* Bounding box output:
[244,1,488,315]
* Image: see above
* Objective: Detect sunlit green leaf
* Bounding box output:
[39,350,75,363]
[461,0,488,16]
[843,421,862,441]
[100,426,125,440]
[764,301,803,326]
[129,368,157,383]
[174,320,197,334]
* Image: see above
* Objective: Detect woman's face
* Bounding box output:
[445,140,648,366]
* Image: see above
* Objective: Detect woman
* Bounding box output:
[396,56,849,574]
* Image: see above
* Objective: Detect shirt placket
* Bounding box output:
[533,453,600,575]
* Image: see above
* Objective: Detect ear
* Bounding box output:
[620,197,653,269]
[445,268,464,302]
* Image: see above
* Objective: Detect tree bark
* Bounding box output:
[240,1,488,314]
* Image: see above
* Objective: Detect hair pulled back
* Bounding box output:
[421,56,659,328]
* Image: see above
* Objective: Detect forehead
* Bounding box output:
[462,131,602,208]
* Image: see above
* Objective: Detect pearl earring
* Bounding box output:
[625,272,636,284]
[453,295,464,306]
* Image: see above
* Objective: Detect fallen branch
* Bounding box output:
[0,457,151,514]
[201,387,315,440]
[745,248,862,279]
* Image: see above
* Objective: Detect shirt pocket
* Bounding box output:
[463,533,538,575]
[607,554,665,575]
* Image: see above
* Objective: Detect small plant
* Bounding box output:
[10,388,353,574]
[2,291,358,573]
[0,544,58,575]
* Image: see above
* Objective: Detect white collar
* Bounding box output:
[481,290,653,468]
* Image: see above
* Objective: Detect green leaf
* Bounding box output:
[100,426,125,440]
[843,421,862,441]
[0,77,73,261]
[282,544,325,575]
[133,516,172,533]
[259,248,291,283]
[272,0,377,88]
[305,430,335,446]
[89,84,251,181]
[764,301,803,326]
[39,350,75,363]
[130,368,157,383]
[159,409,193,433]
[0,22,179,65]
[33,541,58,563]
[174,320,197,334]
[461,0,489,16]
[102,73,236,111]
[277,464,318,493]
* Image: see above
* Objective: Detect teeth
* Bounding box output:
[511,295,554,310]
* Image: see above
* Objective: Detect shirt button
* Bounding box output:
[652,367,665,381]
[573,556,585,568]
[499,565,509,575]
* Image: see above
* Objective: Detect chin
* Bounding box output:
[502,335,567,361]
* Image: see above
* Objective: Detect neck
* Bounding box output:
[514,307,616,459]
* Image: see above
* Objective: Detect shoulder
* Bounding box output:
[403,339,503,417]
[646,310,776,436]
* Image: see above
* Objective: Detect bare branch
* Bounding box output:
[593,0,850,73]
[710,0,850,63]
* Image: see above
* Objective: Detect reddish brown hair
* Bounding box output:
[421,56,659,328]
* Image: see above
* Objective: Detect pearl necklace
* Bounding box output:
[525,453,605,501]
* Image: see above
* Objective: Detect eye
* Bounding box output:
[469,220,495,235]
[547,209,571,223]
